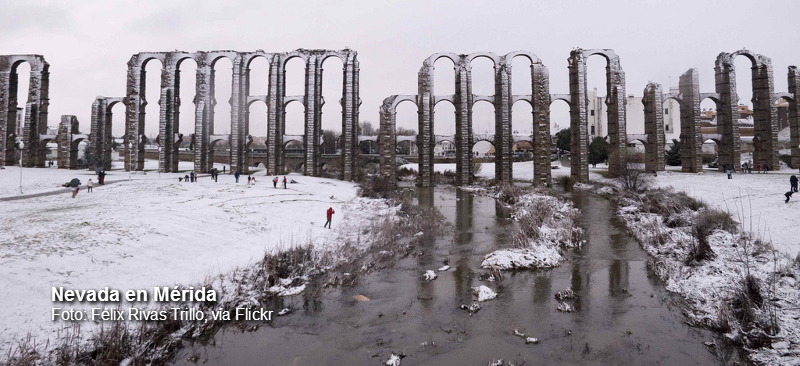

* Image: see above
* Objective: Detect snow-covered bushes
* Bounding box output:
[481,186,583,270]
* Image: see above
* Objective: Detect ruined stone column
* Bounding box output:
[0,56,12,166]
[22,62,47,167]
[125,55,145,171]
[378,99,397,184]
[303,54,320,176]
[57,115,80,169]
[267,55,282,175]
[642,83,665,172]
[193,54,212,173]
[90,97,105,169]
[89,97,116,170]
[158,55,177,173]
[454,58,473,186]
[789,66,800,169]
[715,53,741,172]
[605,53,627,176]
[532,63,552,186]
[417,64,435,187]
[102,102,114,171]
[495,61,513,184]
[341,52,359,181]
[753,57,779,170]
[229,54,246,174]
[679,68,703,172]
[568,50,589,183]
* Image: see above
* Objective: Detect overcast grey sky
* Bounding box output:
[3,0,799,138]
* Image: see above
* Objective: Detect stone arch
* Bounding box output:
[359,139,379,154]
[1,55,50,167]
[468,53,497,96]
[396,139,419,156]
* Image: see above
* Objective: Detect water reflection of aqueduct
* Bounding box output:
[1,48,798,186]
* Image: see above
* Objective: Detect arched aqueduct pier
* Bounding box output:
[378,48,799,187]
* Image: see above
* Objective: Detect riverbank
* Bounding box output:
[0,173,433,364]
[579,181,800,365]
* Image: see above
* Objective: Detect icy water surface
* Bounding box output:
[174,188,744,365]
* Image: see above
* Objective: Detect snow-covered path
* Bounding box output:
[0,171,371,352]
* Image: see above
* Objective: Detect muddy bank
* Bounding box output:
[173,187,742,365]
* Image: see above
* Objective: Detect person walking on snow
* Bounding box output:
[786,191,794,203]
[234,171,240,183]
[283,176,287,189]
[791,175,798,192]
[69,178,81,198]
[324,207,335,228]
[756,164,761,174]
[87,179,93,193]
[247,175,251,185]
[726,165,733,179]
[190,171,195,182]
[273,176,278,188]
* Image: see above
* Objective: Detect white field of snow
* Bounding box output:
[654,165,800,258]
[0,166,382,353]
[0,161,220,198]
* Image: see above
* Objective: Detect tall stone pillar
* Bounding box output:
[0,56,12,166]
[642,83,665,172]
[532,63,552,186]
[22,63,47,167]
[378,99,397,184]
[715,53,740,172]
[454,58,473,186]
[303,54,320,176]
[417,64,434,187]
[605,53,627,176]
[789,66,800,169]
[679,68,703,172]
[341,52,360,181]
[495,61,513,184]
[229,54,246,174]
[158,55,177,173]
[90,97,113,170]
[267,55,283,175]
[752,57,779,170]
[57,115,79,169]
[125,55,145,171]
[568,50,589,183]
[194,54,212,173]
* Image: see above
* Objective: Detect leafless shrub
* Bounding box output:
[432,170,457,185]
[358,175,396,199]
[396,167,417,179]
[614,154,652,193]
[496,184,524,205]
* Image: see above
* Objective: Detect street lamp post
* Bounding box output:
[19,148,23,195]
[128,141,134,181]
[157,146,162,180]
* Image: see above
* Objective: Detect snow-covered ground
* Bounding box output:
[655,166,800,258]
[0,165,382,353]
[0,161,220,198]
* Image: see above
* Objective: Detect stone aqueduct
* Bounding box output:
[379,48,798,186]
[1,48,799,186]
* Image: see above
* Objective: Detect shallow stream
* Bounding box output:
[174,187,743,365]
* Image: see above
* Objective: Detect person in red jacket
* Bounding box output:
[324,207,335,229]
